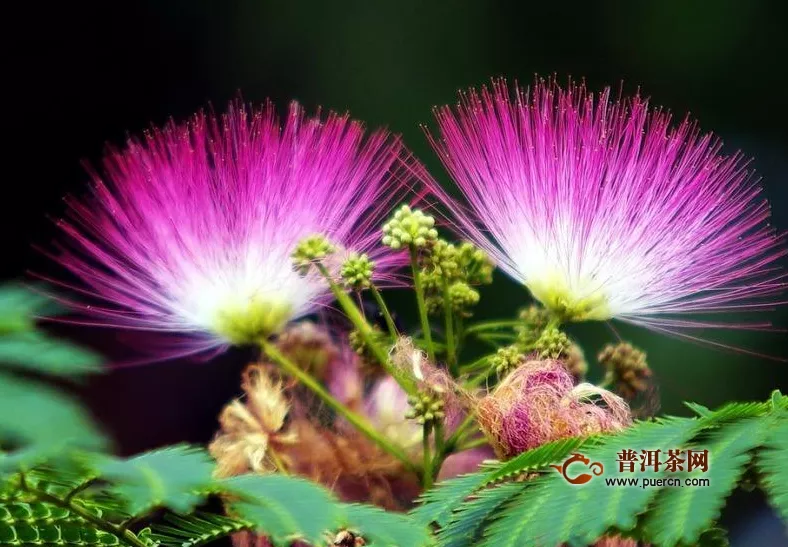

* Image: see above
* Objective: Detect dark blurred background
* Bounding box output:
[4,1,787,544]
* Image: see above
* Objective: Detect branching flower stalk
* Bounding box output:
[259,338,417,473]
[313,261,417,395]
[441,277,457,373]
[422,422,433,489]
[369,284,398,337]
[410,246,436,363]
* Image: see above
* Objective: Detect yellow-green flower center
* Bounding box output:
[213,297,293,344]
[527,273,611,322]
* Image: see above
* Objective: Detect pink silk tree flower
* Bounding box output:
[422,78,786,334]
[49,101,413,354]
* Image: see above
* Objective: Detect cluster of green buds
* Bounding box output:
[291,234,336,275]
[490,344,525,376]
[598,342,653,400]
[425,281,480,317]
[533,326,571,360]
[455,242,494,285]
[420,238,493,318]
[340,252,375,289]
[511,304,586,379]
[382,205,438,249]
[406,390,445,425]
[515,305,552,346]
[348,325,388,369]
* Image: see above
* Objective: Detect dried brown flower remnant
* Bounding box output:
[276,321,340,377]
[590,535,639,547]
[599,342,653,400]
[281,417,420,511]
[562,342,588,381]
[209,365,296,477]
[333,529,366,546]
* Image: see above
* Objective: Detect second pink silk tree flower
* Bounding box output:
[423,78,786,333]
[50,101,412,354]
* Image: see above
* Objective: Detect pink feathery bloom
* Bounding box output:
[422,78,786,335]
[475,359,631,459]
[48,101,413,354]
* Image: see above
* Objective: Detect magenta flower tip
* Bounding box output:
[423,77,786,331]
[51,101,414,352]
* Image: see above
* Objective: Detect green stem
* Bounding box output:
[434,420,445,457]
[64,477,98,503]
[463,320,521,335]
[455,314,465,353]
[370,285,398,337]
[268,449,290,475]
[260,338,417,473]
[422,422,434,489]
[432,420,446,481]
[442,278,457,374]
[19,475,148,547]
[409,246,435,363]
[315,263,416,395]
[457,436,489,451]
[444,412,476,452]
[459,355,492,374]
[465,369,495,389]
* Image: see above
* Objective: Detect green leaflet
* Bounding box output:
[477,417,700,547]
[757,412,788,521]
[0,372,107,475]
[0,284,62,334]
[436,482,522,547]
[0,283,107,477]
[341,503,434,547]
[0,520,121,545]
[149,512,250,547]
[94,446,216,516]
[480,435,595,484]
[0,330,102,378]
[409,473,489,527]
[644,416,774,546]
[223,473,342,546]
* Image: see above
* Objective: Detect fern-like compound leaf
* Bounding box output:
[478,417,699,547]
[644,416,773,546]
[342,503,434,547]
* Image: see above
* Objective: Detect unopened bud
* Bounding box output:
[490,344,525,376]
[291,234,336,274]
[382,205,438,249]
[534,327,571,360]
[340,252,375,289]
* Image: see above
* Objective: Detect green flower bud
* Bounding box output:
[291,234,336,275]
[340,252,375,289]
[448,281,480,317]
[423,239,460,278]
[534,326,571,360]
[456,242,494,285]
[516,305,552,346]
[349,325,388,364]
[405,389,445,425]
[490,344,525,376]
[382,205,438,249]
